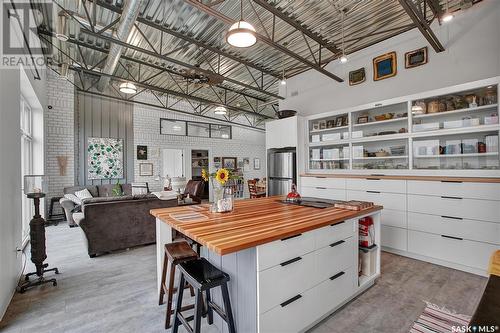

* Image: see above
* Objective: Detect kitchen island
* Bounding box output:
[151,197,382,333]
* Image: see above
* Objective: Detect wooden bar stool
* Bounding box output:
[172,258,236,333]
[159,241,198,329]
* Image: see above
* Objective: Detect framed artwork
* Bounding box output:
[326,120,335,128]
[139,163,153,176]
[342,115,349,126]
[87,137,123,180]
[405,47,428,69]
[213,157,221,163]
[357,115,369,124]
[222,157,237,170]
[243,158,250,172]
[373,52,397,81]
[319,120,327,130]
[312,122,320,131]
[335,117,343,127]
[254,158,261,170]
[137,145,148,160]
[349,67,366,86]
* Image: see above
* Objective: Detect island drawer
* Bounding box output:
[346,178,406,193]
[314,266,356,319]
[381,225,407,251]
[315,219,355,249]
[301,176,346,189]
[408,212,500,245]
[257,230,315,271]
[315,236,355,282]
[407,181,500,201]
[346,190,406,211]
[301,186,346,201]
[258,251,316,314]
[408,194,500,223]
[408,230,498,271]
[381,209,407,229]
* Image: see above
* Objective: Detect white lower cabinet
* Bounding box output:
[346,190,406,211]
[313,266,356,318]
[381,225,407,251]
[315,237,355,282]
[301,186,346,200]
[380,209,407,229]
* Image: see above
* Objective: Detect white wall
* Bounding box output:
[133,92,267,197]
[280,1,500,115]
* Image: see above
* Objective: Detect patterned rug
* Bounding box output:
[410,302,471,333]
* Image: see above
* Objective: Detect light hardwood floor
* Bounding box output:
[0,223,487,333]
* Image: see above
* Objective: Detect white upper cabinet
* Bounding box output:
[266,116,298,149]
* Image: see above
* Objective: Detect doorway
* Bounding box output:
[191,150,209,200]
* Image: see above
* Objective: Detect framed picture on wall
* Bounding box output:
[349,67,366,86]
[373,52,397,81]
[254,158,261,170]
[222,157,237,170]
[139,163,153,176]
[137,145,148,160]
[405,47,428,69]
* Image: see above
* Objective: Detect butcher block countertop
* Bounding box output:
[301,173,500,183]
[151,196,382,255]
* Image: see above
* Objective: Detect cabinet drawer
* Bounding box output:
[315,219,355,249]
[347,190,406,211]
[258,252,316,314]
[408,212,500,245]
[346,178,406,193]
[257,230,315,271]
[381,209,407,228]
[407,181,500,201]
[314,266,356,319]
[408,194,500,223]
[301,177,346,189]
[315,236,355,282]
[408,230,498,271]
[259,283,316,333]
[381,225,407,251]
[301,186,346,201]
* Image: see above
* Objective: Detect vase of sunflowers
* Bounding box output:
[202,168,238,213]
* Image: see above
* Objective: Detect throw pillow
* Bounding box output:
[64,193,81,205]
[74,188,93,201]
[131,182,149,195]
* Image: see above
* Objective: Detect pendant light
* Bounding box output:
[226,0,256,48]
[214,106,228,115]
[56,12,69,41]
[442,0,453,23]
[280,68,286,85]
[339,8,348,64]
[119,82,137,94]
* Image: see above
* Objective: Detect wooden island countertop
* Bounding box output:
[151,196,382,255]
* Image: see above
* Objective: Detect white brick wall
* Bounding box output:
[44,71,75,213]
[133,92,267,197]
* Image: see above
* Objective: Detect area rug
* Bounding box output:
[410,302,471,333]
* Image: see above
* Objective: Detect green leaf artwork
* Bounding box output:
[87,137,123,180]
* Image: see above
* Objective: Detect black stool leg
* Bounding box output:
[193,289,204,333]
[221,283,236,333]
[171,273,185,333]
[205,289,214,325]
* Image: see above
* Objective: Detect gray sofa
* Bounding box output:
[60,184,178,257]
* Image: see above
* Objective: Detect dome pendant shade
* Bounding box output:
[119,82,137,94]
[214,106,228,115]
[226,21,257,48]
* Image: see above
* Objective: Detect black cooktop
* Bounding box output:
[280,197,345,209]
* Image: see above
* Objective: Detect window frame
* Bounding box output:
[160,118,232,140]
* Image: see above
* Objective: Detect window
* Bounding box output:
[160,118,231,139]
[160,119,186,135]
[20,96,33,245]
[187,122,210,138]
[210,124,232,139]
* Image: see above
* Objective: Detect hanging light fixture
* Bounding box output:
[339,8,348,63]
[226,0,256,48]
[119,82,137,94]
[280,68,286,85]
[442,0,454,23]
[214,106,228,115]
[56,12,69,41]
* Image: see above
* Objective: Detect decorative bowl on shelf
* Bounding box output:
[374,113,394,121]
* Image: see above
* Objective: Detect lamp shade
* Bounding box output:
[119,82,137,94]
[226,20,257,48]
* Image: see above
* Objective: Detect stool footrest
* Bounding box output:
[208,301,228,322]
[178,313,194,333]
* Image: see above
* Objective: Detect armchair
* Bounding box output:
[179,180,204,203]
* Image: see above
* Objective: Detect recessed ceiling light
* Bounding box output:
[119,82,137,94]
[214,106,228,115]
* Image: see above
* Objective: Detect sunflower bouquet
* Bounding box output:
[201,168,239,185]
[201,167,240,212]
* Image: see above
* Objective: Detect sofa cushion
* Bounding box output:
[75,188,93,201]
[64,193,81,205]
[121,184,132,195]
[82,195,135,205]
[64,185,98,198]
[97,184,124,197]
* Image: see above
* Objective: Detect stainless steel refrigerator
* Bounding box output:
[268,149,296,196]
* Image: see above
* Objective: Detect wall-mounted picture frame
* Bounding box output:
[139,163,153,176]
[357,115,369,124]
[326,120,335,128]
[342,115,349,126]
[319,120,327,130]
[222,157,237,170]
[312,122,320,131]
[254,158,261,170]
[335,117,344,127]
[373,52,397,81]
[349,67,366,86]
[137,145,148,160]
[405,46,428,69]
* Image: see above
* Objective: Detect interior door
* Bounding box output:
[161,149,184,178]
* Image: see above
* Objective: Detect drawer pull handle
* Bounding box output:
[367,190,381,194]
[280,294,302,308]
[441,235,463,241]
[366,178,381,181]
[280,256,302,267]
[281,234,302,241]
[329,240,345,248]
[331,220,345,226]
[315,176,327,179]
[316,187,327,190]
[441,215,463,221]
[329,271,345,281]
[441,180,463,184]
[441,196,462,200]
